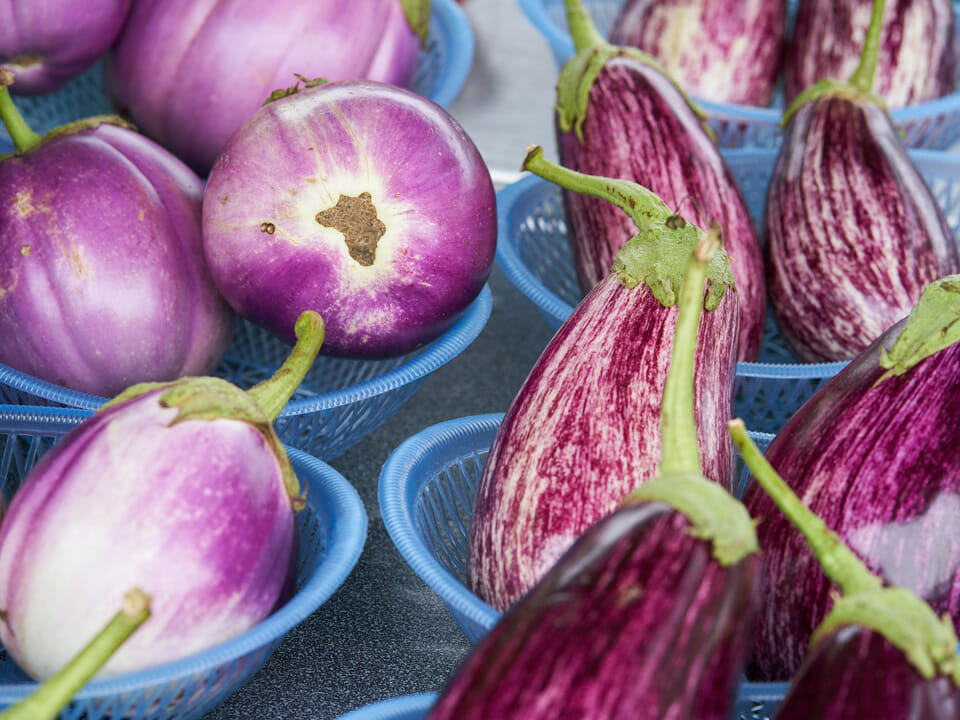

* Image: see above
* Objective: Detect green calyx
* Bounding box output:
[263,75,329,106]
[400,0,430,46]
[877,275,960,384]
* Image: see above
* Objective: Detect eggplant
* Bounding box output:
[765,0,959,363]
[467,147,739,612]
[734,275,960,681]
[202,77,495,358]
[556,0,765,361]
[785,0,958,109]
[428,232,759,720]
[608,0,787,107]
[107,0,429,173]
[0,312,322,680]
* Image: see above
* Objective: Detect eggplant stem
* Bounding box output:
[728,419,883,597]
[850,0,886,93]
[0,589,151,720]
[0,71,41,152]
[247,311,325,422]
[564,0,605,51]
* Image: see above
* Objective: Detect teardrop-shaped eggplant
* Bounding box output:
[786,0,958,109]
[555,0,765,361]
[608,0,787,106]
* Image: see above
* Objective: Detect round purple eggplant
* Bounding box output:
[106,0,428,173]
[0,311,323,680]
[786,0,958,109]
[0,71,235,397]
[202,78,495,358]
[608,0,787,107]
[0,0,130,96]
[555,0,765,361]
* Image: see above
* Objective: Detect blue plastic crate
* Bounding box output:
[0,404,367,720]
[516,0,960,149]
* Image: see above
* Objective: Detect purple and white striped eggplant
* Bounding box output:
[765,0,959,363]
[785,0,958,109]
[608,0,787,107]
[467,148,739,612]
[556,0,765,361]
[735,276,960,681]
[106,0,428,173]
[0,0,130,96]
[0,312,322,681]
[0,71,235,397]
[202,77,495,358]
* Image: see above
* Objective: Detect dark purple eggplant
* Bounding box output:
[786,0,958,109]
[765,0,959,363]
[467,148,739,612]
[608,0,787,106]
[429,231,759,720]
[732,275,960,681]
[555,0,765,361]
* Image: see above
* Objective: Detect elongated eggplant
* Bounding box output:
[555,0,765,361]
[765,0,959,363]
[429,232,759,720]
[786,0,958,109]
[467,148,738,612]
[608,0,787,106]
[733,275,960,681]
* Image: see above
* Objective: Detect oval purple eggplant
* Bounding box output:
[107,0,427,173]
[785,0,958,109]
[202,79,495,358]
[0,0,131,95]
[608,0,787,107]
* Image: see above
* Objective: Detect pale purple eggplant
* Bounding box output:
[0,0,130,96]
[556,0,765,361]
[467,148,739,611]
[734,275,960,681]
[0,311,323,681]
[106,0,428,173]
[202,78,495,358]
[0,71,235,397]
[609,0,787,107]
[785,0,958,109]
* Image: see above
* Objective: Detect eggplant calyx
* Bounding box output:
[780,78,887,128]
[400,0,430,47]
[813,588,960,686]
[877,275,960,384]
[263,75,329,106]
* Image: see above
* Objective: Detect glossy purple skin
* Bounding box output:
[433,502,759,720]
[742,319,960,681]
[557,58,765,361]
[202,80,496,358]
[467,269,739,611]
[765,96,959,363]
[0,388,295,680]
[609,0,786,106]
[0,123,235,397]
[786,0,958,109]
[108,0,421,173]
[776,626,960,719]
[0,0,130,95]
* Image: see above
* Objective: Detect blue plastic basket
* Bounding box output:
[0,0,474,155]
[0,405,367,720]
[0,286,491,462]
[516,0,960,149]
[378,414,786,719]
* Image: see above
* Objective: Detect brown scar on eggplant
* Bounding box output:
[315,191,386,267]
[260,222,276,235]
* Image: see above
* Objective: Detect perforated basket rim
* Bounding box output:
[429,0,476,108]
[335,692,438,720]
[0,404,368,704]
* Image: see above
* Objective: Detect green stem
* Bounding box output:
[0,589,151,720]
[0,70,41,152]
[247,311,325,422]
[849,0,886,93]
[563,0,606,52]
[727,419,883,597]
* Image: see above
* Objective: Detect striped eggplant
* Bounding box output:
[765,0,959,363]
[429,234,759,720]
[734,275,960,681]
[608,0,787,106]
[467,148,739,612]
[555,0,765,361]
[731,422,960,714]
[785,0,958,109]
